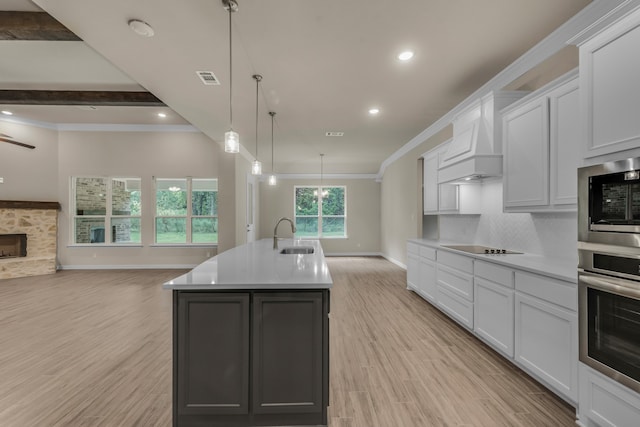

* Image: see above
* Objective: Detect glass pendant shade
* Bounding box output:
[251,159,262,175]
[268,174,277,186]
[225,130,239,153]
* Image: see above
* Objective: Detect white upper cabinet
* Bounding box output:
[423,140,480,215]
[503,97,550,209]
[580,8,640,160]
[502,71,579,212]
[423,146,441,214]
[549,78,580,206]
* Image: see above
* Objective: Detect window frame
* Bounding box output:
[70,176,142,246]
[293,185,347,239]
[154,177,218,246]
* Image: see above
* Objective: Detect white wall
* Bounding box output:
[56,129,221,268]
[0,121,58,201]
[0,119,256,269]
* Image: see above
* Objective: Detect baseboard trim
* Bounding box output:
[381,254,406,270]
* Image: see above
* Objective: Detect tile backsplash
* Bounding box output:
[437,179,577,262]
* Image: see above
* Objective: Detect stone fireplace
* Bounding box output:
[0,201,60,279]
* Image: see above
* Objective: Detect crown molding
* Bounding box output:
[259,173,378,181]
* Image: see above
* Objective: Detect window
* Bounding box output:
[294,186,346,238]
[155,178,218,244]
[72,177,141,244]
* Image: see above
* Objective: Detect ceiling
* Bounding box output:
[0,0,593,174]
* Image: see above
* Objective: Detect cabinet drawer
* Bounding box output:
[437,286,473,329]
[515,271,577,311]
[437,263,473,301]
[407,242,420,255]
[419,246,436,261]
[437,250,473,274]
[475,261,514,288]
[580,364,640,427]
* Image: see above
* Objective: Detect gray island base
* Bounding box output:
[164,239,332,427]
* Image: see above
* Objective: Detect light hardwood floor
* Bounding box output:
[0,257,575,426]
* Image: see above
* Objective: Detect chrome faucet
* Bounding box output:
[273,217,296,249]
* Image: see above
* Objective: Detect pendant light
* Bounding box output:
[314,154,329,199]
[251,74,263,175]
[223,0,239,153]
[268,111,277,186]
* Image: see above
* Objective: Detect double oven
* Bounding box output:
[578,157,640,393]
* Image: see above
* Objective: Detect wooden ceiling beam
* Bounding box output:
[0,90,165,107]
[0,11,80,41]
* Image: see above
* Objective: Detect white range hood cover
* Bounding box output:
[438,91,527,184]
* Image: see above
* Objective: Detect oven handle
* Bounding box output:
[579,270,640,300]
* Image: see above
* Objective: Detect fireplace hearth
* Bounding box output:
[0,234,28,259]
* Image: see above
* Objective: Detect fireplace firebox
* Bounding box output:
[0,234,27,258]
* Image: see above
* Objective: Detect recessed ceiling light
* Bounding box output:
[398,51,414,61]
[368,108,380,115]
[128,19,155,37]
[1,110,13,116]
[157,112,167,118]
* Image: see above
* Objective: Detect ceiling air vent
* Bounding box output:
[325,132,344,137]
[196,71,220,85]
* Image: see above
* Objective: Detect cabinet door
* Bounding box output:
[515,292,578,403]
[423,150,439,214]
[474,278,514,357]
[503,98,550,209]
[549,78,579,206]
[438,184,459,212]
[407,253,420,291]
[419,258,436,303]
[581,9,640,158]
[252,292,324,415]
[579,363,640,427]
[177,292,250,416]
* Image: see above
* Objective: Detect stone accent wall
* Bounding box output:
[0,208,57,279]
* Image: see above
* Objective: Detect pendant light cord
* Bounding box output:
[228,7,233,129]
[270,112,275,173]
[253,75,262,159]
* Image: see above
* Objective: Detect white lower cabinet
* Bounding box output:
[514,279,578,404]
[406,242,437,304]
[406,241,580,406]
[579,363,640,427]
[474,260,515,358]
[436,285,474,329]
[406,243,420,291]
[436,251,474,329]
[418,257,436,303]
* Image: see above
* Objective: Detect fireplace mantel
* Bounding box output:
[0,200,61,210]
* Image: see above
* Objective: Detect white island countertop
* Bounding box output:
[163,238,333,290]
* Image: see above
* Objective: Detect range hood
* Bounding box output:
[438,91,528,184]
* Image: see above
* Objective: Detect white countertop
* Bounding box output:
[408,238,577,283]
[163,238,333,290]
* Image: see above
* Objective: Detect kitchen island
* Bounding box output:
[164,238,332,427]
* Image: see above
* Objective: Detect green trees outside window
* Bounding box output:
[294,186,346,238]
[155,178,218,243]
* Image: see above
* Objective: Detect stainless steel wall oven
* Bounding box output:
[578,158,640,393]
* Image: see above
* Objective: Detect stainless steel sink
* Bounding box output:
[279,246,315,255]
